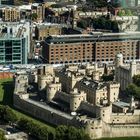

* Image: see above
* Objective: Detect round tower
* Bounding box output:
[46,77,61,102]
[130,60,137,78]
[115,53,123,82]
[96,105,112,123]
[70,88,86,112]
[38,75,47,91]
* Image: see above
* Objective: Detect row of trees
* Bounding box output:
[0,130,5,140]
[117,9,133,16]
[86,0,121,9]
[77,17,119,32]
[0,105,91,140]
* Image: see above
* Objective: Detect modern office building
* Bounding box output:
[0,37,27,64]
[0,21,30,64]
[42,32,140,64]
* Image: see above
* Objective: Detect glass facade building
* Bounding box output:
[0,37,27,64]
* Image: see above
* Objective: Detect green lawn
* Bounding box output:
[0,78,54,132]
[0,78,13,104]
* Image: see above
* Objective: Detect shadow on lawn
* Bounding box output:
[0,80,14,106]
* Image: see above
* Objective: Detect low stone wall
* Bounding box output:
[111,113,140,124]
[103,123,140,138]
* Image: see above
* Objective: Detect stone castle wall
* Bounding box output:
[14,93,140,139]
[103,123,140,138]
[14,94,76,126]
[111,113,140,124]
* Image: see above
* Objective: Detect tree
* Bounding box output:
[55,125,91,140]
[133,75,140,87]
[105,20,112,30]
[3,106,18,124]
[126,84,138,96]
[125,9,133,16]
[0,105,5,120]
[77,19,88,29]
[17,118,55,140]
[31,13,37,20]
[117,10,125,16]
[111,21,119,32]
[17,118,29,131]
[126,84,140,99]
[0,130,6,140]
[56,125,68,140]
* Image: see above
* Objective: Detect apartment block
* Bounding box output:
[34,23,62,41]
[0,6,20,22]
[42,32,140,64]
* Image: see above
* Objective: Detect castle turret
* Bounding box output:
[115,53,123,82]
[130,60,137,79]
[38,74,53,91]
[130,96,135,110]
[96,105,112,123]
[37,66,54,91]
[70,88,86,112]
[71,5,77,29]
[46,77,61,102]
[107,82,120,103]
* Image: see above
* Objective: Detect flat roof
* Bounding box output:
[45,32,140,44]
[113,101,130,108]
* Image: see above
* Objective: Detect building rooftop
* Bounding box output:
[45,32,140,44]
[79,78,106,91]
[113,101,130,109]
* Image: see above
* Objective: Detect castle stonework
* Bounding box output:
[14,59,140,139]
